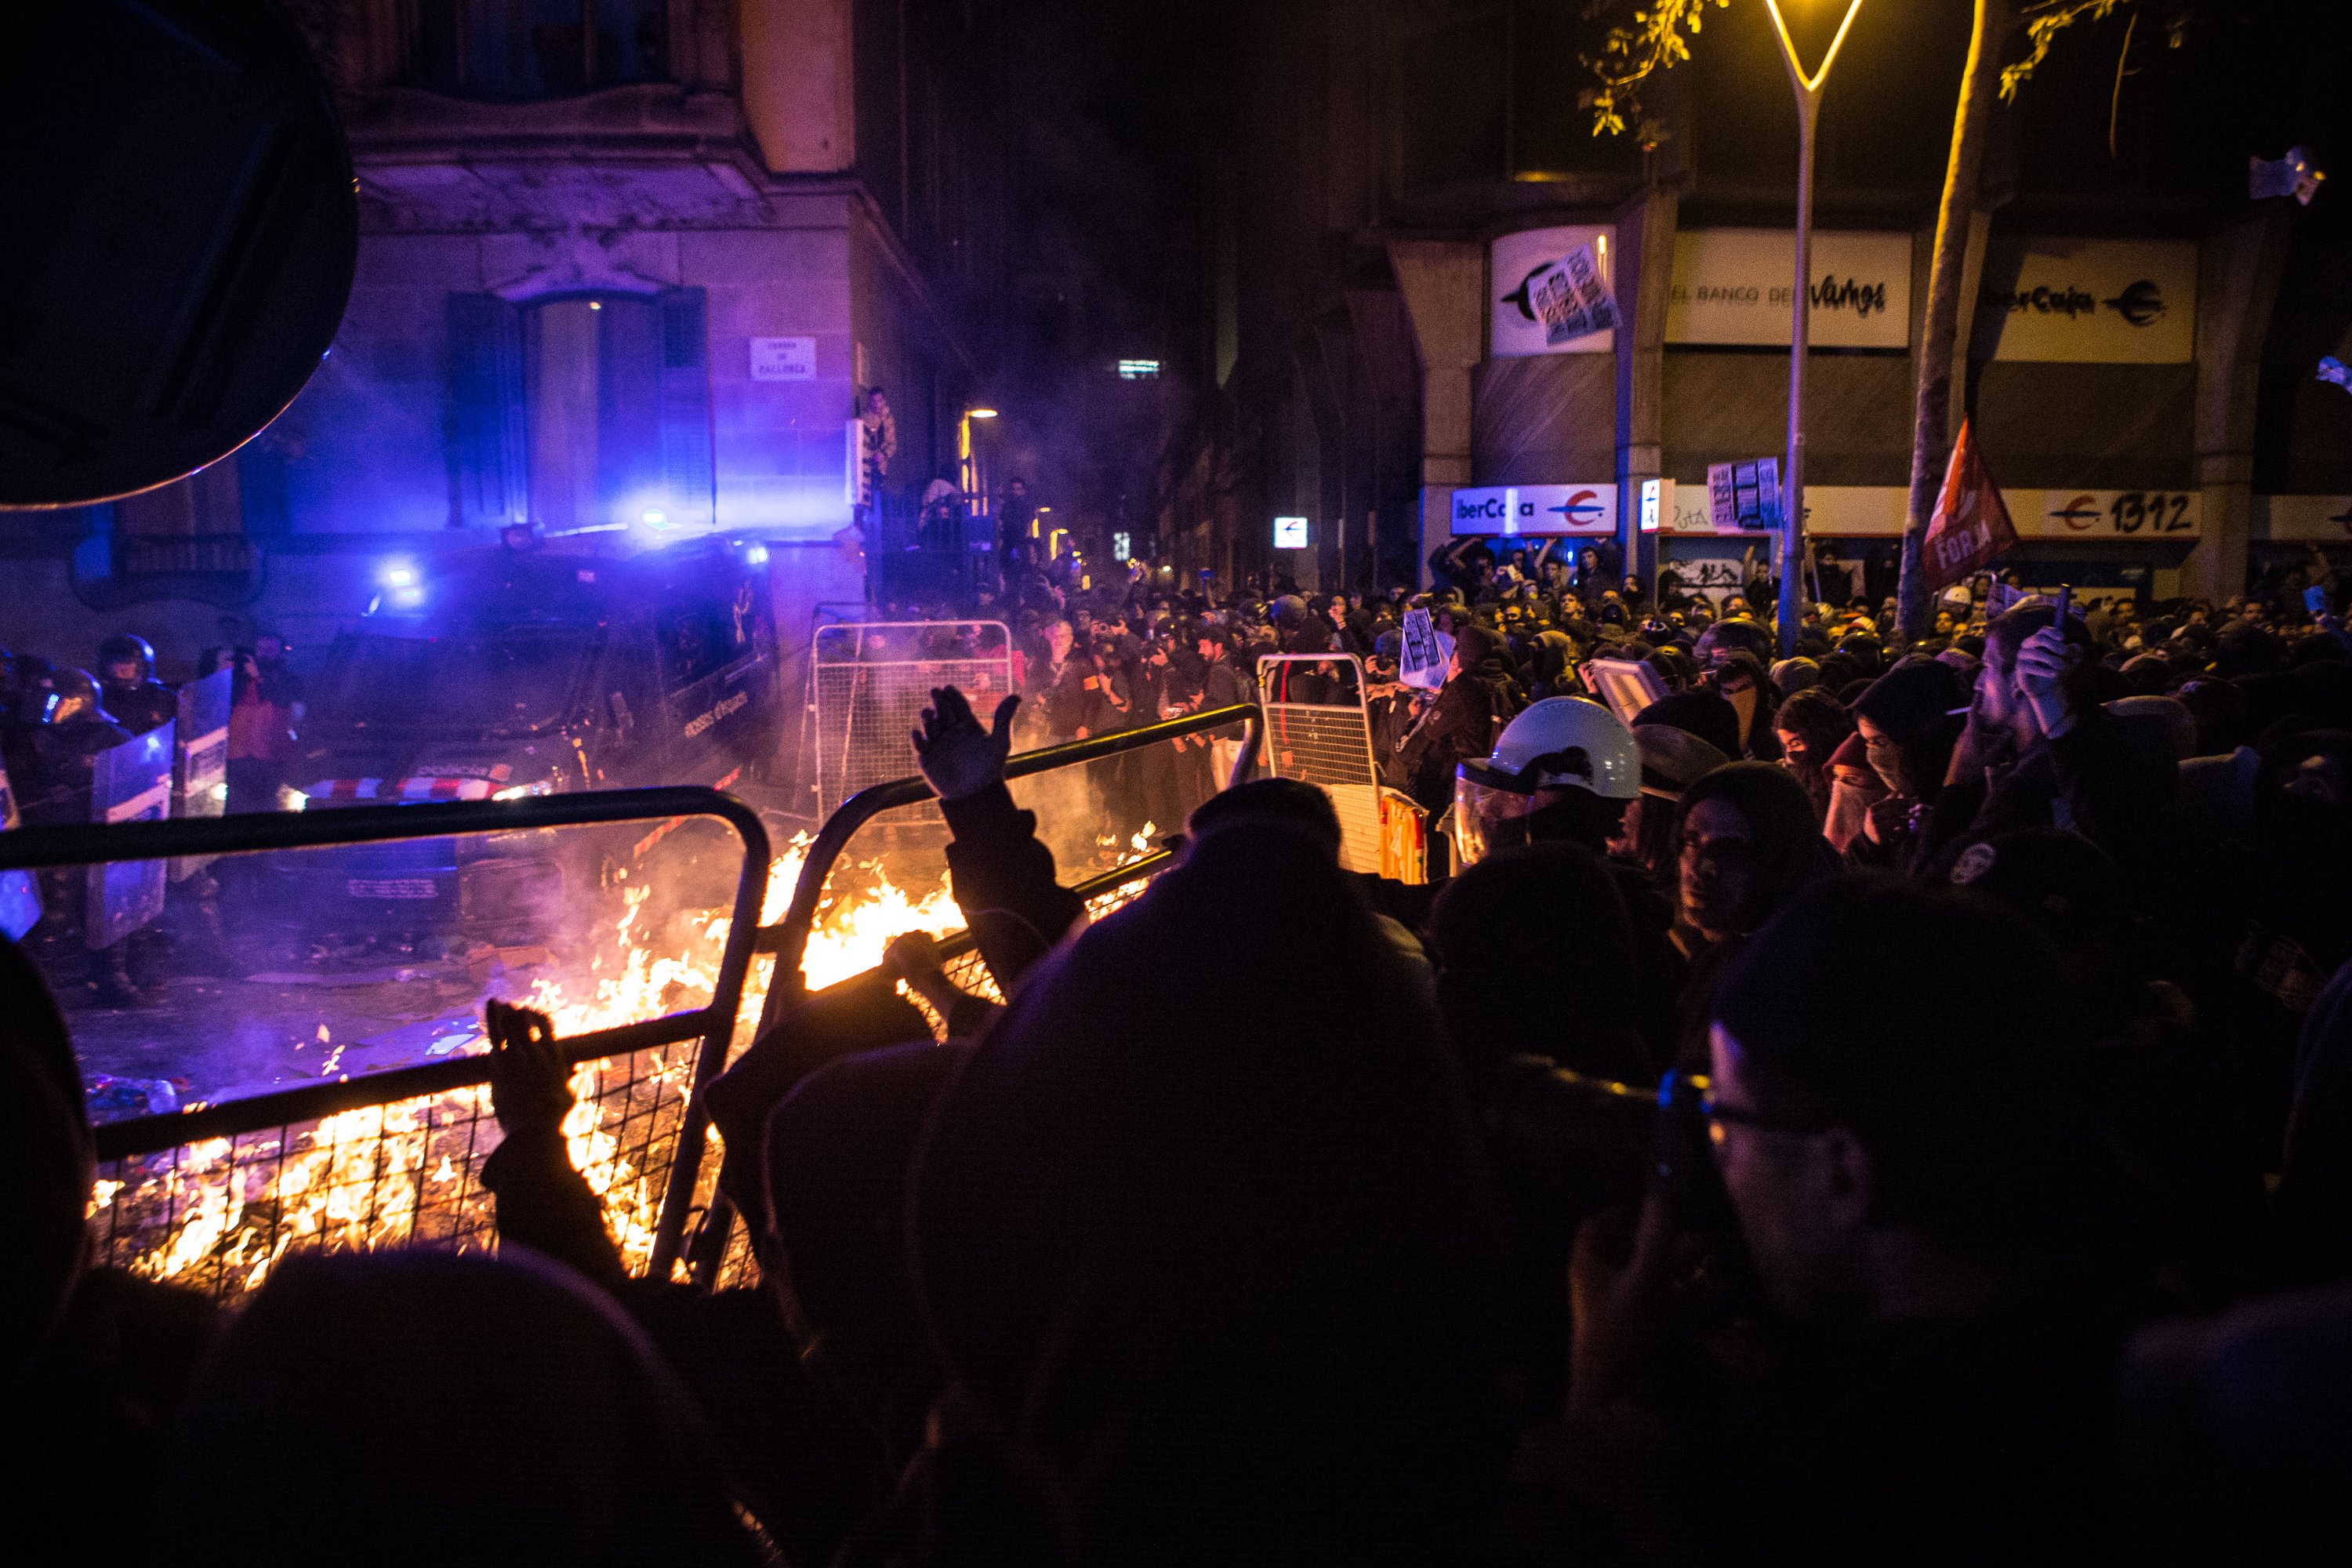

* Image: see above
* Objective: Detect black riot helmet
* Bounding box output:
[97,633,154,683]
[48,669,117,728]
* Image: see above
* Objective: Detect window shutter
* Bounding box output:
[445,292,527,528]
[656,287,715,529]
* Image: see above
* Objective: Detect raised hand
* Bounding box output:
[911,685,1022,801]
[485,998,572,1140]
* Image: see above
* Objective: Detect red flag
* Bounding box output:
[1921,419,2017,592]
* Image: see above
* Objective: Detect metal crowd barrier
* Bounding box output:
[10,703,1265,1300]
[752,699,1264,1037]
[0,787,770,1287]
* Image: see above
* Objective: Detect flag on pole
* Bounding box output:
[1921,419,2017,592]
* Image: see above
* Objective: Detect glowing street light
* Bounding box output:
[1762,0,1867,655]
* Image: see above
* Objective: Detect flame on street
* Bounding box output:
[85,824,1153,1300]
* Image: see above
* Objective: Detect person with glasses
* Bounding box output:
[1563,876,2121,1565]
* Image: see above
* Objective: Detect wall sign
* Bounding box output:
[2259,495,2352,541]
[2032,489,2200,539]
[1448,483,1618,537]
[750,336,817,380]
[1273,515,1309,548]
[1665,229,1912,349]
[1700,485,2202,540]
[1490,226,1617,358]
[1975,238,2198,364]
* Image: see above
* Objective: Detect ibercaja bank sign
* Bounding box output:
[1448,484,1619,538]
[1973,237,2198,364]
[1664,229,1913,349]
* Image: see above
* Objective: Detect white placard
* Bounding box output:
[1447,483,1617,537]
[750,336,817,380]
[1273,516,1309,549]
[1976,238,2198,364]
[1666,229,1913,349]
[1490,225,1617,357]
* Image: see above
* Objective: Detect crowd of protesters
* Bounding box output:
[16,529,2352,1564]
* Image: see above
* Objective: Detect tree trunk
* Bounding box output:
[1896,0,2013,639]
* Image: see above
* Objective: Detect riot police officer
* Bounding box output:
[24,669,133,828]
[97,633,176,736]
[21,670,143,1005]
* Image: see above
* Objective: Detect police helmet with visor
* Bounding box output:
[1451,696,1639,867]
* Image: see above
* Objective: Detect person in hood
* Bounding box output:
[898,818,1508,1564]
[1847,657,1969,874]
[1397,622,1524,822]
[1668,760,1838,1065]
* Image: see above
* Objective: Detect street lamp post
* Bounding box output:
[1762,0,1867,656]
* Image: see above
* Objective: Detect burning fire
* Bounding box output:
[89,822,1161,1298]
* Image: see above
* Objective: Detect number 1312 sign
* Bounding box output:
[2036,491,2199,539]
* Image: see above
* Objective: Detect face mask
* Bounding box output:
[1727,684,1759,736]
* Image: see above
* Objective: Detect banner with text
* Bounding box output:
[1975,237,2198,363]
[1665,229,1912,350]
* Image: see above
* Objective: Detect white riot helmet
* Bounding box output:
[1450,696,1639,867]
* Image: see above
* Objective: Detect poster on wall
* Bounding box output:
[1665,229,1912,349]
[1490,226,1617,358]
[1975,238,2198,363]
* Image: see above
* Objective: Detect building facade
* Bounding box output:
[2,0,1011,673]
[1155,0,2351,608]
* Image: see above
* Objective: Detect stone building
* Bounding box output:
[2,0,1011,672]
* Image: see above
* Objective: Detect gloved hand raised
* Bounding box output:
[911,685,1021,801]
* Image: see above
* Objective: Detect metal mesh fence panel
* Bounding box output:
[88,1043,706,1306]
[813,622,1011,822]
[1256,655,1381,873]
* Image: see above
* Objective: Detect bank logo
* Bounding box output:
[1550,489,1607,526]
[2049,495,2102,531]
[2103,279,2166,327]
[1500,267,1547,322]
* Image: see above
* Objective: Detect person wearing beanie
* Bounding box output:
[1632,688,1742,761]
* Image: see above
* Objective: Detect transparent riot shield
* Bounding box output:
[85,723,174,949]
[0,754,40,939]
[172,668,232,881]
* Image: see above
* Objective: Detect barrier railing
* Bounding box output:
[0,786,770,1287]
[752,700,1262,1038]
[13,705,1263,1298]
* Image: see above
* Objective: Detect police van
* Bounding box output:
[280,539,779,948]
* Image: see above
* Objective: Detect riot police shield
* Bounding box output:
[85,722,173,949]
[0,753,42,940]
[172,668,232,881]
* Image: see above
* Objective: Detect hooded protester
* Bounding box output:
[1668,761,1838,1064]
[1714,650,1784,761]
[900,821,1508,1565]
[1397,622,1524,821]
[0,937,216,1567]
[1773,686,1856,825]
[1632,688,1742,763]
[151,1251,774,1567]
[1425,842,1649,1086]
[1848,657,1969,873]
